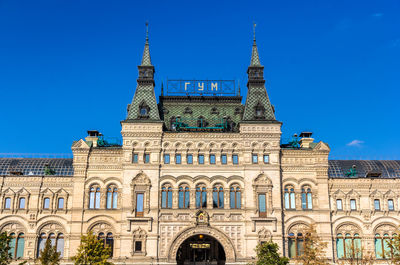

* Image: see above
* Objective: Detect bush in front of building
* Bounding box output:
[72,233,113,265]
[253,240,289,265]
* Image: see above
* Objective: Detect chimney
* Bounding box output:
[85,130,100,147]
[299,132,314,148]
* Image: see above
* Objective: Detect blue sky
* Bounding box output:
[0,0,399,159]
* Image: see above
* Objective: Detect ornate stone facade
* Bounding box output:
[0,31,399,265]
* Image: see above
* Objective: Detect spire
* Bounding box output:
[161,82,164,96]
[242,25,276,122]
[125,22,160,122]
[141,22,152,66]
[250,23,261,66]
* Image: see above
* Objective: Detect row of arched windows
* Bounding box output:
[161,184,241,209]
[284,186,313,210]
[88,185,118,209]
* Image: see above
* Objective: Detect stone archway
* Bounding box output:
[168,226,236,263]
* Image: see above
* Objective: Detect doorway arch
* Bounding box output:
[168,226,236,263]
[176,234,226,265]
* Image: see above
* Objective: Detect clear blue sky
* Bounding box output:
[1,0,399,159]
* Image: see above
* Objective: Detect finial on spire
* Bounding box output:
[253,22,256,42]
[140,21,152,66]
[145,21,149,42]
[250,22,261,66]
[161,82,164,96]
[237,81,241,96]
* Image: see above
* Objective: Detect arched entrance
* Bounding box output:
[176,234,226,265]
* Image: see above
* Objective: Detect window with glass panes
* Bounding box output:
[232,154,238,164]
[187,154,193,164]
[164,154,170,164]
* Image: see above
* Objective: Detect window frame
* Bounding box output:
[132,153,139,163]
[263,154,269,164]
[198,154,204,164]
[388,199,394,211]
[209,154,216,164]
[43,197,50,210]
[336,199,343,211]
[350,199,357,211]
[175,154,182,164]
[187,154,193,164]
[221,154,227,165]
[232,154,239,165]
[135,193,144,217]
[144,153,150,164]
[18,197,26,209]
[163,154,170,164]
[252,154,258,164]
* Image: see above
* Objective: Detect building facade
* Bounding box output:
[1,31,400,265]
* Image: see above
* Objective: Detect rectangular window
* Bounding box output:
[221,154,227,164]
[187,154,193,164]
[144,153,150,164]
[350,199,356,210]
[258,194,266,217]
[209,154,216,164]
[132,153,138,163]
[135,241,142,252]
[175,154,181,164]
[136,193,144,217]
[252,154,258,164]
[198,155,204,164]
[263,154,269,164]
[374,199,381,210]
[58,198,64,209]
[164,154,170,164]
[336,199,343,210]
[388,199,394,211]
[232,154,238,164]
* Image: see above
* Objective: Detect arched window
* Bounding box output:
[212,185,224,209]
[89,185,100,209]
[178,185,190,209]
[19,198,25,209]
[288,232,304,258]
[230,185,241,209]
[4,197,11,209]
[301,186,312,209]
[375,233,395,259]
[43,197,50,209]
[9,232,24,259]
[336,233,362,259]
[95,187,100,209]
[196,185,207,208]
[97,232,113,257]
[284,186,295,209]
[106,233,114,257]
[56,233,64,257]
[37,233,46,257]
[106,185,118,209]
[161,185,172,208]
[58,198,64,209]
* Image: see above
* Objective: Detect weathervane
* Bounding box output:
[253,22,256,41]
[145,21,149,41]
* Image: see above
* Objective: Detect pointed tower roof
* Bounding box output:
[242,25,276,122]
[126,23,161,122]
[141,22,152,66]
[250,24,261,66]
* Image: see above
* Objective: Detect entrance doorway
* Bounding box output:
[176,234,226,265]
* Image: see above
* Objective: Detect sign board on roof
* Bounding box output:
[166,80,236,96]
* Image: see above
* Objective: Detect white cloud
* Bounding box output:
[347,140,364,147]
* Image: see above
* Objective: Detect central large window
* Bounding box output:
[196,185,207,208]
[178,185,190,209]
[212,185,224,209]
